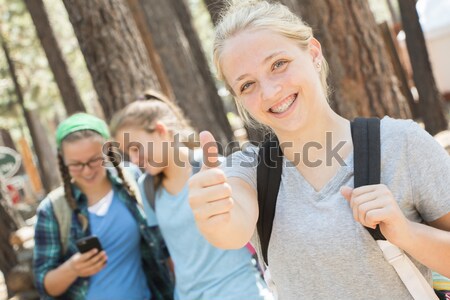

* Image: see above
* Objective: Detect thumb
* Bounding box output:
[340,186,353,202]
[200,131,220,170]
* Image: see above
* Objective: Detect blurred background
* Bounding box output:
[0,0,449,299]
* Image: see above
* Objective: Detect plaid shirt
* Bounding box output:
[33,169,174,300]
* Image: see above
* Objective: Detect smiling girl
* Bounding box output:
[188,1,450,299]
[33,113,173,300]
[111,92,272,300]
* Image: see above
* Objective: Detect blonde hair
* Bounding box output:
[110,89,196,146]
[213,0,330,128]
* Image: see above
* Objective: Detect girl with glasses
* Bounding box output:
[33,113,173,300]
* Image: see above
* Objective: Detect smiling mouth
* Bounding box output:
[83,174,96,181]
[269,94,297,114]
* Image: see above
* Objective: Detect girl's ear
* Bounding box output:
[309,38,323,66]
[154,121,168,137]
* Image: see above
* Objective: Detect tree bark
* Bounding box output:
[398,0,448,135]
[378,21,418,118]
[279,0,411,120]
[62,0,161,121]
[132,0,234,147]
[1,31,60,193]
[0,129,17,150]
[0,180,19,297]
[24,0,86,116]
[126,0,175,100]
[169,0,235,145]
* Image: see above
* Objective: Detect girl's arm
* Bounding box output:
[398,213,450,278]
[44,249,107,296]
[341,185,450,278]
[188,132,258,249]
[33,198,108,297]
[189,169,258,249]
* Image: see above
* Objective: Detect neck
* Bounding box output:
[275,107,351,165]
[79,178,112,206]
[162,146,192,185]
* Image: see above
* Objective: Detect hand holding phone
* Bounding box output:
[76,235,103,253]
[68,238,107,277]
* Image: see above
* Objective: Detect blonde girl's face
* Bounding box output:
[62,137,107,190]
[220,29,326,135]
[115,126,170,176]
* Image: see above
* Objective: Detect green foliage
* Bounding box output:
[42,0,98,114]
[0,0,62,128]
[0,0,98,134]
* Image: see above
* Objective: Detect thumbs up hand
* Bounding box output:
[200,131,221,169]
[188,131,234,234]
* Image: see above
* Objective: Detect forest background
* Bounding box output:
[0,0,449,299]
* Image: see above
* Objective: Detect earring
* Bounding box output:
[316,62,321,69]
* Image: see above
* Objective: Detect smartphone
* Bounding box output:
[76,235,103,254]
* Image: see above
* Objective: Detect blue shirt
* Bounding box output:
[33,166,174,300]
[86,192,150,300]
[139,177,268,300]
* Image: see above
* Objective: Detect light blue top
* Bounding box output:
[139,177,268,300]
[86,192,150,300]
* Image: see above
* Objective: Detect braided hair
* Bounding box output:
[58,153,88,231]
[104,141,137,201]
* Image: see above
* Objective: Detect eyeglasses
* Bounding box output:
[66,157,104,172]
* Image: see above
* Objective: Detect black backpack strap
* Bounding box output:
[257,135,283,265]
[143,174,156,210]
[351,118,385,241]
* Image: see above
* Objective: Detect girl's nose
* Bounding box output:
[260,79,282,103]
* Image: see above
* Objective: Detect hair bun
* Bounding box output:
[226,0,266,11]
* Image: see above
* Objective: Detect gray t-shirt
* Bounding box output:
[222,117,450,300]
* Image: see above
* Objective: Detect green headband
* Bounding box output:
[56,113,110,148]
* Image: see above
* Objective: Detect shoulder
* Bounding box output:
[37,186,65,216]
[379,116,437,152]
[36,196,53,216]
[380,116,416,141]
[223,143,259,166]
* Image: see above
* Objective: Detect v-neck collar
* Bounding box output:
[285,151,354,201]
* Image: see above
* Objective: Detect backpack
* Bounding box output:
[256,117,440,300]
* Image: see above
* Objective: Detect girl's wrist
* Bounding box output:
[64,258,79,278]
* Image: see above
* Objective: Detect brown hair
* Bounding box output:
[110,90,196,190]
[58,130,137,231]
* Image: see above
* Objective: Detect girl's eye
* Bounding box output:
[240,82,254,93]
[272,60,288,70]
[129,146,139,153]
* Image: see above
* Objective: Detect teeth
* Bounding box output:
[270,95,296,113]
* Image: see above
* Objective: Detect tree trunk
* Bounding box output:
[1,31,60,193]
[62,0,162,121]
[24,0,86,116]
[398,0,448,135]
[0,129,16,150]
[378,21,418,118]
[169,0,235,145]
[133,0,234,148]
[0,180,19,298]
[278,0,411,120]
[23,110,60,193]
[126,0,175,100]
